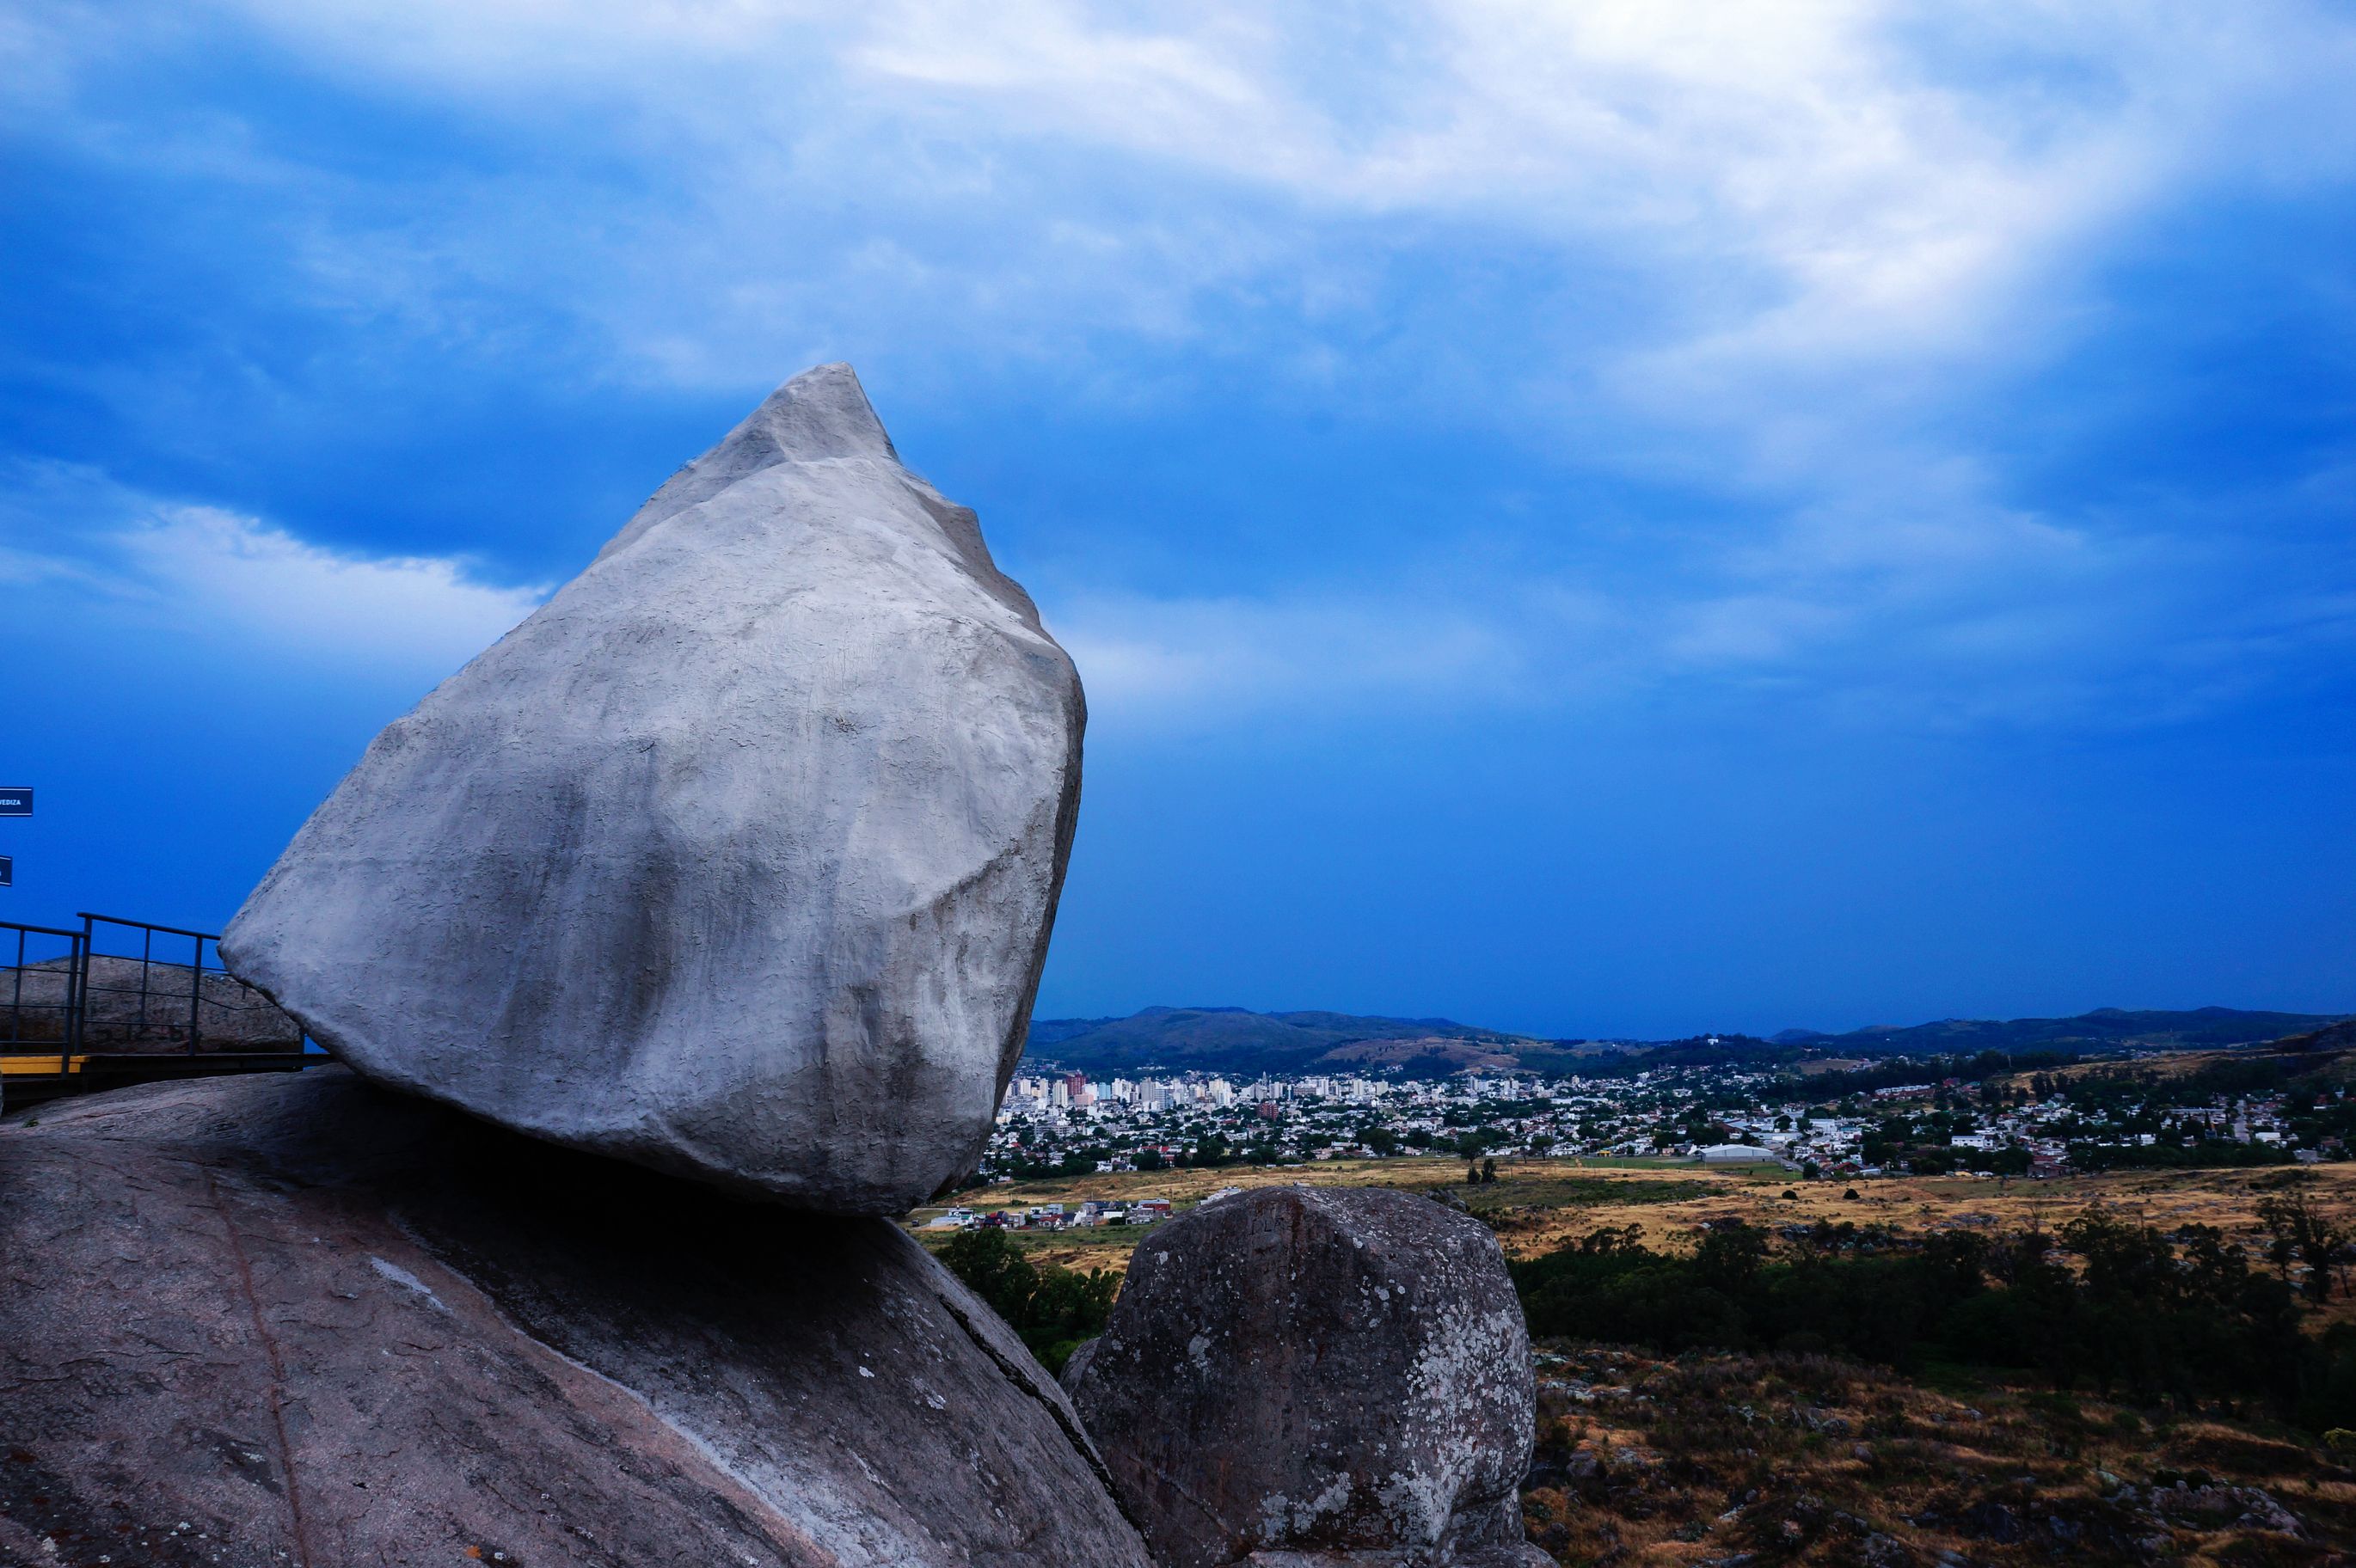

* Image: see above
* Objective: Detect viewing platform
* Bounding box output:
[2,912,320,1109]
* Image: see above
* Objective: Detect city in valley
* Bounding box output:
[951,1045,2345,1216]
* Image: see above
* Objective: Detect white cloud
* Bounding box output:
[1044,467,2356,734]
[77,0,2353,398]
[114,506,547,668]
[0,467,544,676]
[36,0,2323,567]
[10,0,2355,735]
[1052,585,1563,722]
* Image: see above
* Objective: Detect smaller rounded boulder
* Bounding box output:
[1065,1185,1547,1568]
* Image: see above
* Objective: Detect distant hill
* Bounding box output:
[1774,1007,2347,1057]
[1022,1004,2352,1078]
[1020,1006,1546,1076]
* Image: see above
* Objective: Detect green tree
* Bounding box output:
[940,1227,1037,1321]
[937,1228,1119,1375]
[2258,1190,2348,1303]
[1692,1221,1767,1296]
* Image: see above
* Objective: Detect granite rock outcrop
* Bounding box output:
[220,364,1083,1213]
[1065,1185,1547,1568]
[0,1068,1151,1568]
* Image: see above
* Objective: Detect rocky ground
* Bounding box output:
[1519,1344,2355,1565]
[923,1154,2356,1566]
[0,1069,1155,1568]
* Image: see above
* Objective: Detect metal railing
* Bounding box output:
[2,920,88,1076]
[2,913,308,1099]
[73,911,304,1055]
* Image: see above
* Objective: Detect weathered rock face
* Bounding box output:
[0,1068,1152,1568]
[219,363,1084,1213]
[1065,1185,1547,1568]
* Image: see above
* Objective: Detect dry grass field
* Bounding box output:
[912,1155,2356,1311]
[1995,1047,2356,1091]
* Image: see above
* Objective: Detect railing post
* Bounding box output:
[72,916,93,1078]
[187,933,205,1055]
[7,923,21,1057]
[137,922,152,1038]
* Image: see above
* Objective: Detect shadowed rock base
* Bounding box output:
[0,1069,1150,1568]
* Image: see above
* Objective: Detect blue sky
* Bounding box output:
[3,1,2353,1038]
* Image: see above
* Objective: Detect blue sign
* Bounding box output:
[0,787,28,817]
[0,854,10,886]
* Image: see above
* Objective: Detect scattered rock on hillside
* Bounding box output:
[1066,1185,1548,1568]
[221,362,1084,1213]
[0,1068,1151,1568]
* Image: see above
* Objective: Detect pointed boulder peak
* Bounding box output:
[749,360,898,463]
[599,361,899,562]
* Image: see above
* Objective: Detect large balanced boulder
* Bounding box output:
[1065,1185,1546,1568]
[0,1068,1152,1568]
[219,364,1084,1213]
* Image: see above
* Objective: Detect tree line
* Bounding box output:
[1511,1194,2356,1430]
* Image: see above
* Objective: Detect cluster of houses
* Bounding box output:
[979,1059,2338,1183]
[1003,1072,1393,1113]
[1600,1083,2323,1176]
[924,1197,1177,1232]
